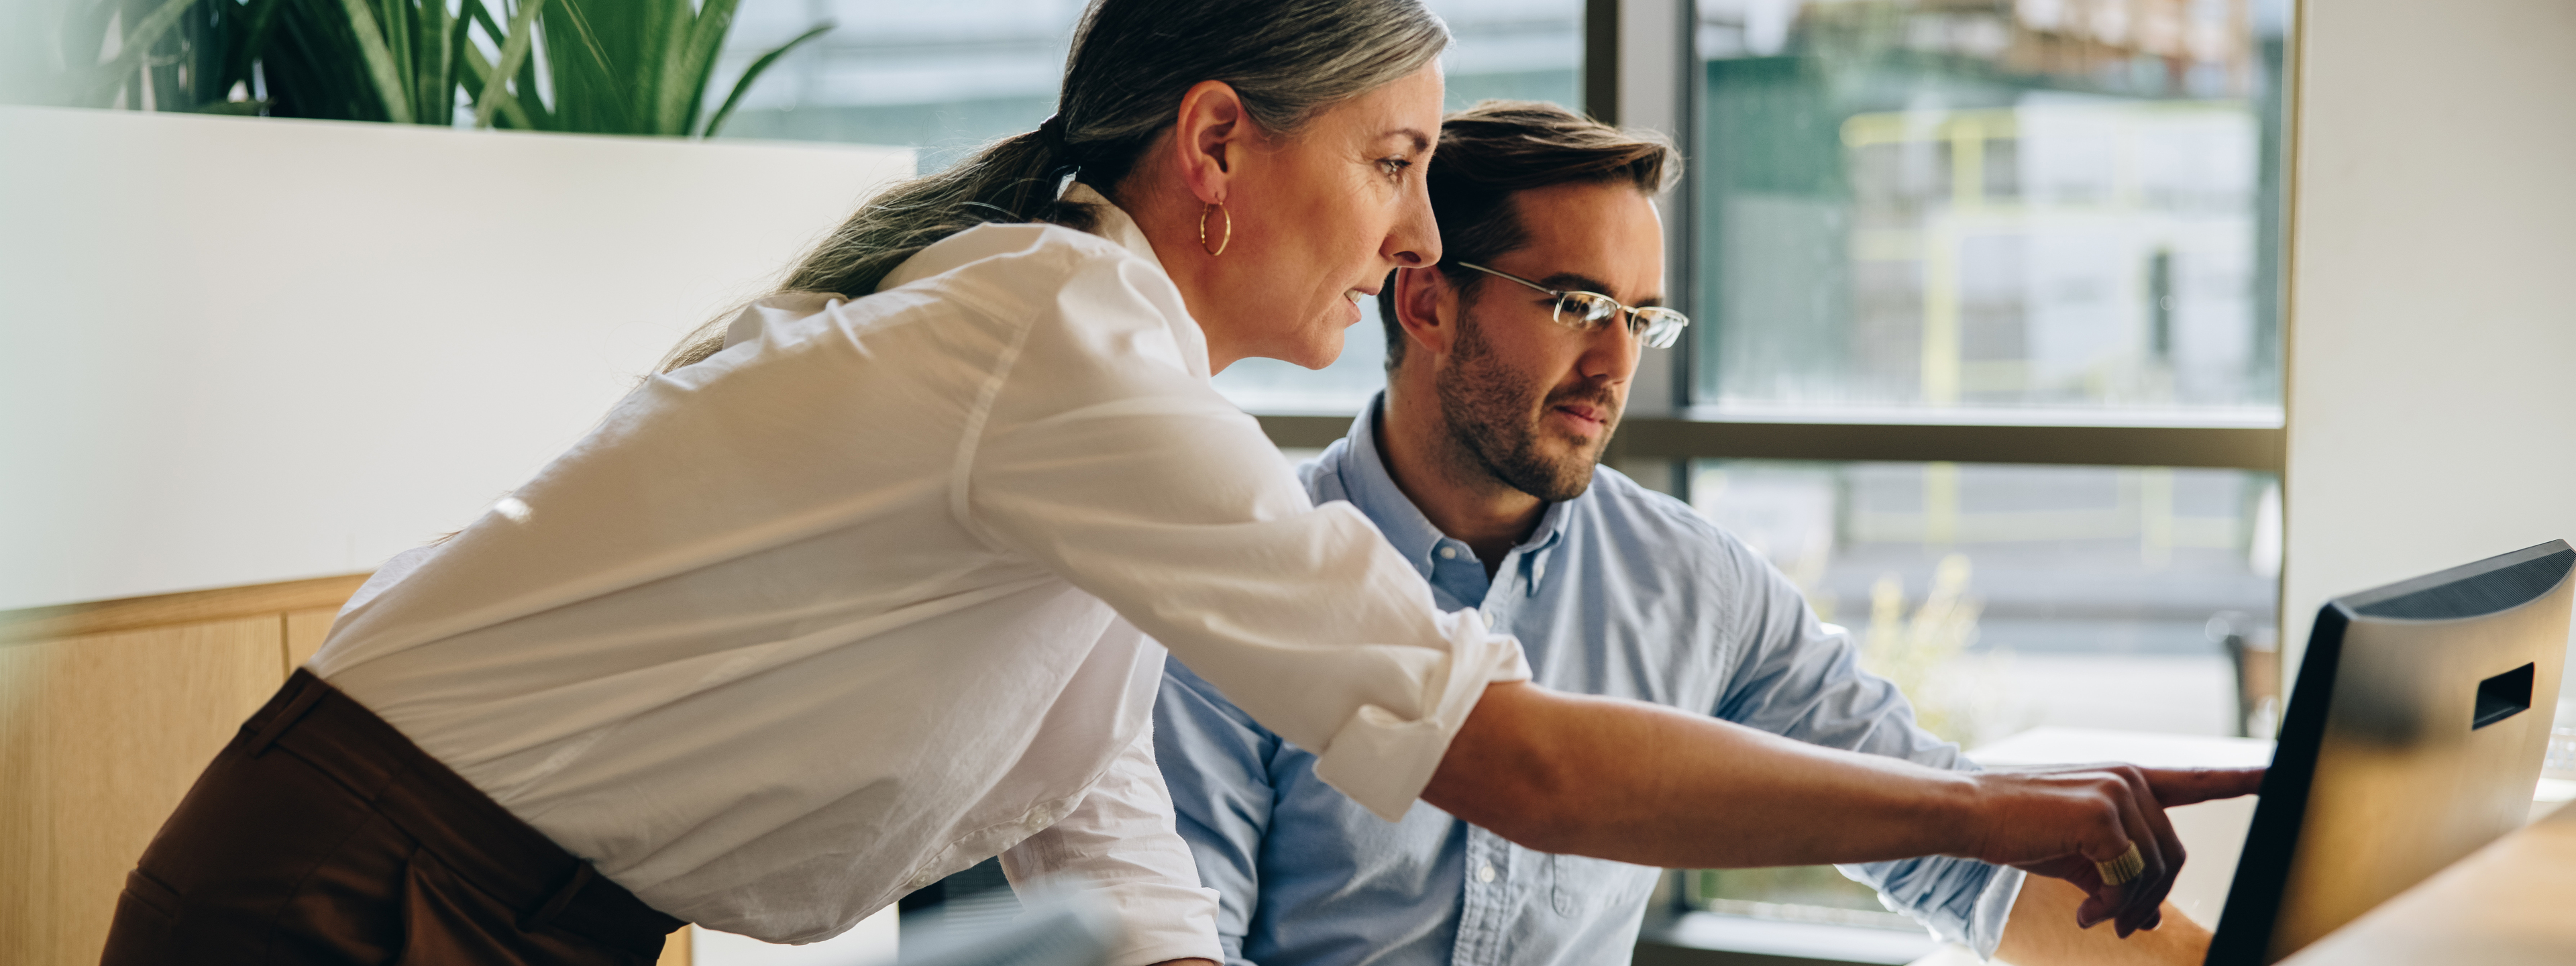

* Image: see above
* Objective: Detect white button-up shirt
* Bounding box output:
[309,186,1529,959]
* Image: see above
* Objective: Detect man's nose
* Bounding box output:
[1582,313,1644,383]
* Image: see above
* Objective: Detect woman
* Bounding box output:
[105,1,2242,963]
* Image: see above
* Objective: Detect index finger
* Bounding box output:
[2140,766,2266,806]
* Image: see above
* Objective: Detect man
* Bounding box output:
[1155,101,2214,966]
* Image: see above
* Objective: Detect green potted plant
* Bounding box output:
[7,0,826,138]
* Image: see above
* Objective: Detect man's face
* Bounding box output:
[1432,181,1666,502]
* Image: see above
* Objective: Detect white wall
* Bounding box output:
[0,107,911,611]
[2279,1,2576,703]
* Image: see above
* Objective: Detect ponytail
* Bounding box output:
[655,127,1091,372]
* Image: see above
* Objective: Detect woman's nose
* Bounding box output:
[1386,178,1442,268]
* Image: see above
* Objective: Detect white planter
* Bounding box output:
[0,105,913,610]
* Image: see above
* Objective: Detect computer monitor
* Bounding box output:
[2204,539,2573,965]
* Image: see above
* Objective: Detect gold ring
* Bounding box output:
[2097,843,2145,887]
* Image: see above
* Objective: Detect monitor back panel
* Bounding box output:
[2208,541,2572,965]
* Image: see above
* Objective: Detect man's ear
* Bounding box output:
[1170,80,1248,205]
[1393,266,1458,362]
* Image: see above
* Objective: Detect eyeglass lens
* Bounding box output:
[1554,292,1621,325]
[1554,293,1688,349]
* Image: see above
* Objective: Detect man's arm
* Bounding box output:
[1421,682,2262,937]
[1708,550,2018,953]
[1994,876,2210,965]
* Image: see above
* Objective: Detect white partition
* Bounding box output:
[0,106,912,610]
[2279,1,2576,706]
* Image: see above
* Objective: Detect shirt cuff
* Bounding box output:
[1966,865,2025,959]
[1092,881,1224,966]
[1309,609,1531,822]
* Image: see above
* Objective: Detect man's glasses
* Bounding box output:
[1454,262,1690,350]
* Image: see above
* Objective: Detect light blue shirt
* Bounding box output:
[1154,399,2023,966]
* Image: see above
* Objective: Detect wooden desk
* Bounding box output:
[2277,800,2576,965]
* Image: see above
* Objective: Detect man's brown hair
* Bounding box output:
[1377,99,1681,369]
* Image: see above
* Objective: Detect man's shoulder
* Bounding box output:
[1580,465,1737,550]
[1570,465,1790,600]
[1293,439,1355,505]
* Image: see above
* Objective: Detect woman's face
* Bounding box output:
[1196,65,1446,372]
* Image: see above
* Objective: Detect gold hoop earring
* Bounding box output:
[1198,202,1231,257]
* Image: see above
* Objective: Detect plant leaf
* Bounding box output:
[382,0,413,115]
[460,42,537,129]
[549,0,623,131]
[332,0,413,122]
[674,0,739,136]
[472,0,547,129]
[460,0,549,127]
[701,20,828,140]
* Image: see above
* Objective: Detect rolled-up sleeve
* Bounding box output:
[965,262,1527,822]
[1710,541,2023,957]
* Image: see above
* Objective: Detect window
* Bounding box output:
[1693,0,2290,423]
[1695,460,2280,745]
[1677,0,2292,930]
[714,1,1083,168]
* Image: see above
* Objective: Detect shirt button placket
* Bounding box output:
[1453,832,1511,966]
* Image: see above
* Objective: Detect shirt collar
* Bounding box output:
[1060,182,1159,267]
[722,182,1177,355]
[1332,392,1574,582]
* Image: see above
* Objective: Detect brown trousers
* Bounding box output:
[99,670,684,965]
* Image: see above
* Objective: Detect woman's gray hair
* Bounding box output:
[659,0,1450,373]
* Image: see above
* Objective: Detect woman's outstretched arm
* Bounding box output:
[1424,682,2264,939]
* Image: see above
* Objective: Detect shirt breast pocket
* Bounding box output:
[1544,852,1654,918]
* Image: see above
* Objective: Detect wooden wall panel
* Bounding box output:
[659,926,696,965]
[0,574,370,647]
[0,616,287,966]
[284,604,341,674]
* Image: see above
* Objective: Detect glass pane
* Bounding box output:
[1684,458,2282,917]
[1696,460,2281,743]
[1210,0,1585,414]
[1693,0,2293,424]
[715,2,1083,168]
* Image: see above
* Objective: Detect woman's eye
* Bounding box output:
[1377,158,1413,179]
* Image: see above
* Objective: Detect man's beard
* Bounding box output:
[1432,309,1618,502]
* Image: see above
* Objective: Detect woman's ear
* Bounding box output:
[1171,80,1248,205]
[1393,266,1457,362]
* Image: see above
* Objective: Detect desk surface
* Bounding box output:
[2276,800,2576,965]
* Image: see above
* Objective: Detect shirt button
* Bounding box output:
[1439,547,1459,560]
[1477,863,1497,883]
